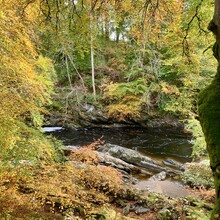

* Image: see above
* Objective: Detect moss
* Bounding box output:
[198,70,220,168]
[185,206,210,220]
[198,65,220,218]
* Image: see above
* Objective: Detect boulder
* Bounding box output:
[158,208,172,219]
[162,159,184,171]
[135,206,150,215]
[98,144,179,174]
[148,171,166,181]
[181,160,214,189]
[97,152,149,175]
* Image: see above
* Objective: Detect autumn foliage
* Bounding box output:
[0,143,123,219]
[0,0,57,162]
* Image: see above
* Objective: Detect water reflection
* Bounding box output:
[49,127,192,163]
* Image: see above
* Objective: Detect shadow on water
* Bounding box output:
[47,127,192,163]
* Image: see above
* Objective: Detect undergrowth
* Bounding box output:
[0,141,123,219]
[0,139,214,220]
[181,161,214,189]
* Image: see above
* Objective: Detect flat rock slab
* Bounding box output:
[98,143,179,174]
[134,180,190,198]
[97,152,151,174]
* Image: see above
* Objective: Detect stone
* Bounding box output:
[98,144,179,174]
[123,204,130,215]
[97,152,141,173]
[148,171,166,181]
[135,206,150,215]
[162,159,184,171]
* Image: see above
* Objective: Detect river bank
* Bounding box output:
[63,141,214,219]
[46,87,185,131]
[42,126,214,219]
[0,132,214,219]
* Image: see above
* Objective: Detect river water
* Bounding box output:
[46,127,192,163]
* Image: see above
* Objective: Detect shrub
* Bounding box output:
[181,161,214,189]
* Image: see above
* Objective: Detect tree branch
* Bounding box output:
[182,0,206,60]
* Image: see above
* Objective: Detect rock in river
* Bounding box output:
[97,144,179,175]
[97,152,142,174]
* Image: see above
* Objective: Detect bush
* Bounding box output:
[0,143,123,219]
[181,161,214,189]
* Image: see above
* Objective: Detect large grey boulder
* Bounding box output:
[98,152,143,174]
[97,144,178,174]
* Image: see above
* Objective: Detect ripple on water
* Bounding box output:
[48,127,192,163]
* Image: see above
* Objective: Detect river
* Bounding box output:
[45,127,192,164]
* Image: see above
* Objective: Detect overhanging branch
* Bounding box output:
[182,0,207,60]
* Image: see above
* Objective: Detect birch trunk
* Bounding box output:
[90,0,96,101]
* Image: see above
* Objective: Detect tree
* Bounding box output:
[0,0,59,163]
[198,0,220,218]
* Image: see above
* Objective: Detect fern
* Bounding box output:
[102,79,146,120]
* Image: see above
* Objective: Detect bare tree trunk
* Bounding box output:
[90,0,96,101]
[198,1,220,219]
[104,19,110,40]
[67,55,85,90]
[90,38,96,101]
[116,26,120,42]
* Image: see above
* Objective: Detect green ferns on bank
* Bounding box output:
[102,79,146,121]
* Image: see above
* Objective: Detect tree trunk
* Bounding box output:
[198,1,220,218]
[90,39,96,101]
[116,26,120,42]
[90,0,96,101]
[104,19,110,40]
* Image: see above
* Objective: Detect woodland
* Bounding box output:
[0,0,220,219]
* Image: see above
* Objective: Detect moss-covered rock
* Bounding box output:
[198,66,220,217]
[198,73,220,170]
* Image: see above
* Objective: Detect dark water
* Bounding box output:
[48,127,192,163]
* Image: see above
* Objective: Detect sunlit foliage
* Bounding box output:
[0,0,58,163]
[0,144,123,219]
